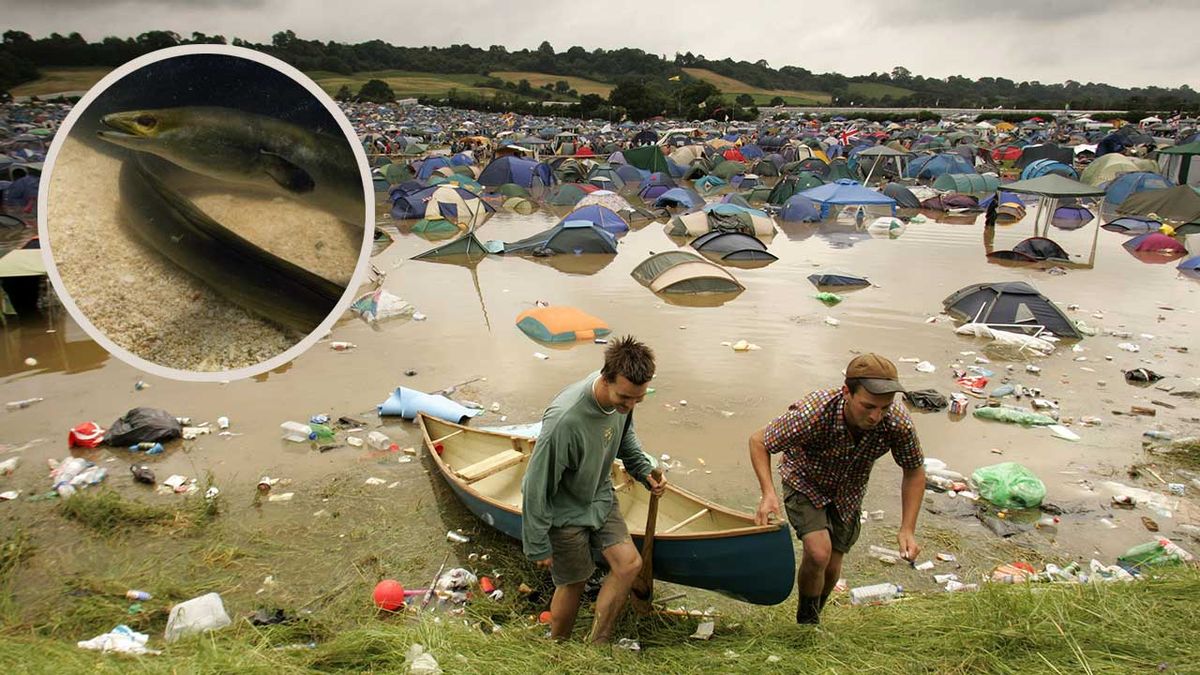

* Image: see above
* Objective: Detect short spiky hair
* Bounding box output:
[601,336,655,385]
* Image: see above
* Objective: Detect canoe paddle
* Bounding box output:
[630,468,664,615]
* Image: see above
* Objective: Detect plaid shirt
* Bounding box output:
[764,389,923,524]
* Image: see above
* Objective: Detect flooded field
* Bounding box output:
[3,188,1199,569]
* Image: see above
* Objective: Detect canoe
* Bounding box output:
[417,413,796,605]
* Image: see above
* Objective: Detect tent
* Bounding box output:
[1019,159,1077,180]
[477,156,553,188]
[516,306,610,343]
[1104,172,1175,205]
[1101,215,1161,233]
[798,179,896,219]
[576,190,637,216]
[637,172,677,201]
[942,281,1081,339]
[545,183,595,206]
[624,145,672,172]
[1178,255,1200,273]
[932,173,1000,194]
[1117,185,1200,223]
[497,220,618,255]
[556,204,629,234]
[1003,174,1106,238]
[1079,153,1159,186]
[987,237,1070,262]
[1122,232,1187,253]
[690,231,778,262]
[653,187,704,209]
[881,183,921,208]
[855,145,910,184]
[905,153,975,180]
[667,203,775,237]
[1157,140,1200,184]
[1016,144,1073,170]
[780,196,821,222]
[807,270,869,288]
[631,251,744,294]
[1051,204,1093,229]
[768,173,825,205]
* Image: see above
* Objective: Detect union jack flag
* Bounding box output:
[838,126,860,145]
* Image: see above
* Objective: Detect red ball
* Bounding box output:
[373,579,406,611]
[538,610,553,624]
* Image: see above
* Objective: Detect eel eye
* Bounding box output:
[136,115,157,129]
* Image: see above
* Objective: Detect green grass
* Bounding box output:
[307,69,501,99]
[57,486,219,535]
[489,71,613,97]
[847,81,915,101]
[10,67,110,97]
[681,68,832,105]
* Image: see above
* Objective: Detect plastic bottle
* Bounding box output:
[1142,430,1174,441]
[1036,515,1060,535]
[51,457,91,498]
[126,590,152,601]
[850,582,902,606]
[5,397,44,411]
[309,423,335,441]
[366,431,396,451]
[280,421,316,443]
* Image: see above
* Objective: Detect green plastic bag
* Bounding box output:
[972,406,1056,426]
[970,462,1046,509]
[815,292,843,306]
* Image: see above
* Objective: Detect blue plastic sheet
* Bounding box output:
[377,387,484,423]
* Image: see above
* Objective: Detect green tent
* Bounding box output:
[932,173,1000,194]
[1159,141,1200,184]
[711,160,748,180]
[768,173,824,205]
[381,162,414,183]
[545,183,590,206]
[622,145,669,173]
[412,232,497,262]
[411,218,461,239]
[1117,184,1200,223]
[496,183,531,199]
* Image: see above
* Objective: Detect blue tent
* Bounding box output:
[557,204,629,234]
[1102,215,1161,233]
[798,179,896,218]
[739,144,764,160]
[416,156,452,181]
[638,172,677,201]
[1178,255,1200,272]
[1104,172,1175,206]
[780,196,820,222]
[978,191,1030,208]
[654,187,704,209]
[808,270,869,287]
[498,220,618,255]
[614,164,647,184]
[905,153,975,180]
[1020,158,1077,180]
[390,184,494,221]
[477,156,554,188]
[450,152,475,166]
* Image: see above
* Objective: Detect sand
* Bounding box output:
[45,136,362,372]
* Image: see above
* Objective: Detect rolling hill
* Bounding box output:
[681,68,832,105]
[488,71,613,97]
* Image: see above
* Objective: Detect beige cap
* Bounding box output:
[846,353,905,395]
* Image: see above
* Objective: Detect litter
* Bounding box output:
[915,361,936,373]
[0,491,19,501]
[689,621,715,640]
[365,477,387,486]
[78,625,159,655]
[267,493,294,502]
[164,592,231,643]
[405,644,442,674]
[533,352,549,360]
[824,316,840,326]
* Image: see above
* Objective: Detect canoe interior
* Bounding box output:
[422,415,768,538]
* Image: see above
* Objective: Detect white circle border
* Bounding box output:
[36,44,376,382]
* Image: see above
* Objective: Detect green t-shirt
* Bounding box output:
[521,371,656,560]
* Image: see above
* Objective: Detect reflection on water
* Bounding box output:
[0,310,110,377]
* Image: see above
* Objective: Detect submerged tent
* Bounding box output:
[631,251,744,294]
[768,173,825,205]
[477,156,553,188]
[411,231,496,262]
[798,179,896,218]
[1122,232,1187,253]
[1101,215,1161,233]
[1117,185,1200,223]
[780,195,821,222]
[942,281,1081,339]
[557,204,629,234]
[667,203,775,237]
[881,182,921,208]
[1103,172,1174,205]
[1019,159,1077,180]
[638,172,677,201]
[807,270,869,288]
[690,231,777,262]
[516,306,610,343]
[932,173,1001,193]
[987,237,1070,262]
[653,187,705,209]
[497,220,618,255]
[906,153,975,180]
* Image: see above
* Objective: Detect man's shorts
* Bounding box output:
[783,484,861,554]
[547,500,632,586]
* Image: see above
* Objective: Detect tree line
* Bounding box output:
[3,29,1197,115]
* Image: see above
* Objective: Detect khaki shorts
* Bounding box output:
[547,499,632,586]
[783,485,861,554]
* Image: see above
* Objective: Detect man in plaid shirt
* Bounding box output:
[748,353,926,624]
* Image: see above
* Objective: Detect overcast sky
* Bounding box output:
[6,0,1197,90]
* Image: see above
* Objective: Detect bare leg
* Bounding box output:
[797,529,832,624]
[587,541,642,644]
[549,581,585,640]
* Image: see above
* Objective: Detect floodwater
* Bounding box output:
[3,187,1198,561]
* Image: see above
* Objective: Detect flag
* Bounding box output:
[668,75,681,82]
[838,126,860,145]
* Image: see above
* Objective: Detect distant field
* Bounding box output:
[847,81,914,100]
[11,67,110,97]
[489,71,613,97]
[681,68,832,105]
[307,70,499,99]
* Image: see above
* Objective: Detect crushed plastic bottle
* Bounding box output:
[280,421,316,443]
[850,582,902,605]
[5,397,44,411]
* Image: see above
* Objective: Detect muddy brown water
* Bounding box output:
[2,189,1198,565]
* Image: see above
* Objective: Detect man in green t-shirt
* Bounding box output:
[521,336,666,643]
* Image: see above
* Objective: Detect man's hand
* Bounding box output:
[755,492,780,526]
[646,472,667,496]
[535,557,553,569]
[897,529,921,561]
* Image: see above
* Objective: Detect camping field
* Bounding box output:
[488,71,613,97]
[681,68,832,105]
[10,67,111,97]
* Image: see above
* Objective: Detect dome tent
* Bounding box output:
[690,231,778,263]
[631,251,744,294]
[942,281,1081,339]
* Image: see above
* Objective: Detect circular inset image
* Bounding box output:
[38,45,372,379]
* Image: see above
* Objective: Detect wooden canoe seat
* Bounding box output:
[455,449,527,483]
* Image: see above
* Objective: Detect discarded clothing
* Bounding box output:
[904,389,948,412]
[1123,368,1164,384]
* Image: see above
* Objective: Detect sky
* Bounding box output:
[5,0,1198,90]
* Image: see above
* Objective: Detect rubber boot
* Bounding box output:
[796,595,822,625]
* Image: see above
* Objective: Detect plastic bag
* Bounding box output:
[972,406,1056,426]
[970,462,1046,509]
[104,408,182,446]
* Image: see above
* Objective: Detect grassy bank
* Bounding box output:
[2,565,1197,673]
[2,470,1196,673]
